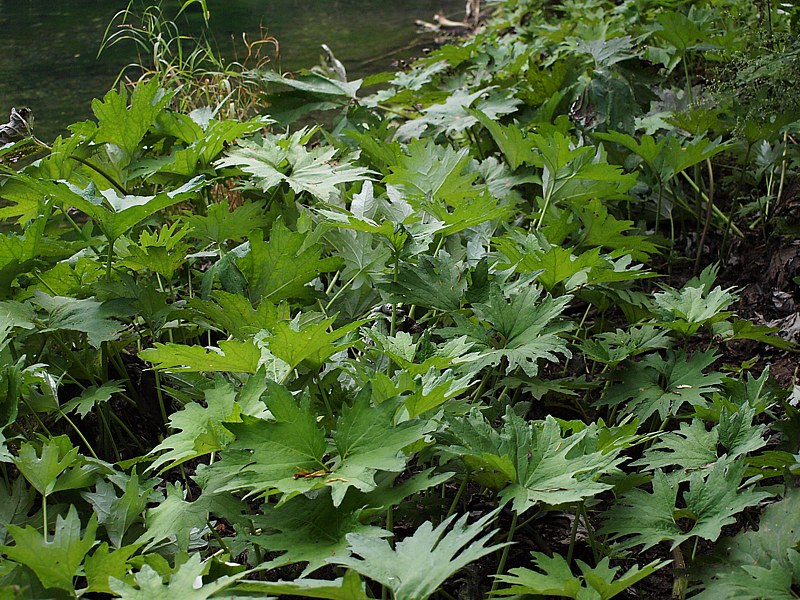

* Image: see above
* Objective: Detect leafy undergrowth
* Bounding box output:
[0,0,799,598]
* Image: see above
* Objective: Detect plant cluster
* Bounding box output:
[0,0,798,598]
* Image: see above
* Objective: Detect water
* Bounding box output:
[0,0,464,140]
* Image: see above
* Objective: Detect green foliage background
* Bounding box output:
[0,0,798,597]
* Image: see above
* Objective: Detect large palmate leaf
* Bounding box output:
[251,70,362,123]
[217,128,372,201]
[530,131,637,220]
[199,383,328,503]
[92,78,173,161]
[1,506,97,592]
[204,384,431,506]
[63,176,206,242]
[236,220,342,305]
[595,131,729,183]
[13,436,80,497]
[0,215,48,295]
[330,510,506,600]
[599,460,771,552]
[441,408,631,512]
[134,482,246,553]
[250,492,389,577]
[0,478,35,546]
[83,542,140,595]
[151,117,266,176]
[82,474,151,550]
[573,198,660,260]
[140,338,261,374]
[32,291,124,348]
[60,380,125,419]
[653,281,738,337]
[242,473,448,578]
[599,349,723,422]
[384,139,481,206]
[381,251,467,312]
[493,552,669,599]
[469,107,536,170]
[328,388,434,505]
[188,292,289,340]
[264,315,365,375]
[395,87,520,140]
[631,405,767,479]
[445,283,572,378]
[186,200,272,245]
[581,326,672,367]
[694,488,800,599]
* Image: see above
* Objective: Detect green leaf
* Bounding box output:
[330,510,506,600]
[403,369,473,419]
[152,117,266,176]
[595,132,729,182]
[441,409,629,512]
[573,198,660,260]
[1,506,97,592]
[0,216,47,295]
[134,483,211,553]
[92,78,173,161]
[202,383,328,503]
[189,292,288,340]
[109,552,243,599]
[32,291,124,348]
[60,380,124,419]
[599,349,723,422]
[255,69,362,98]
[714,319,797,351]
[64,176,206,242]
[251,492,389,576]
[380,251,466,312]
[599,461,771,552]
[265,315,364,376]
[654,282,738,336]
[384,139,481,206]
[148,382,241,473]
[237,220,342,305]
[83,542,139,595]
[140,338,261,374]
[632,406,766,478]
[120,223,188,279]
[469,108,535,170]
[186,200,272,245]
[581,326,672,367]
[493,552,669,599]
[0,478,35,546]
[394,87,520,140]
[217,129,372,201]
[329,389,434,505]
[447,284,572,378]
[82,474,151,549]
[695,488,800,599]
[13,436,79,496]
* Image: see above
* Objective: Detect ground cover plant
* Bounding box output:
[0,0,799,597]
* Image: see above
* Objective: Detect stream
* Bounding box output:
[0,0,463,140]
